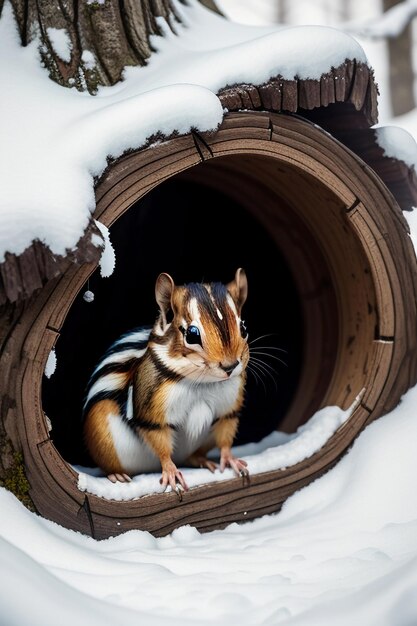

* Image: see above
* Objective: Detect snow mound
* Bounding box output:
[0,0,367,262]
[375,125,417,170]
[1,383,417,625]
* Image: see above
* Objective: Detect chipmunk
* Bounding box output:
[82,269,250,496]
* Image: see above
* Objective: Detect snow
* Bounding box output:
[46,27,72,63]
[2,382,417,625]
[384,104,417,141]
[81,49,96,70]
[375,125,417,169]
[216,0,278,25]
[44,348,57,378]
[405,208,417,252]
[93,220,115,278]
[0,0,367,262]
[76,391,363,500]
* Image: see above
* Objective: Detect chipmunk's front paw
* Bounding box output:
[160,460,189,499]
[220,449,249,482]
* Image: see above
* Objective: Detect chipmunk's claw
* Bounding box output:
[220,450,250,485]
[239,468,250,485]
[107,473,132,483]
[175,484,184,502]
[160,461,189,500]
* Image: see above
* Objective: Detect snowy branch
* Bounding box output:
[347,0,417,39]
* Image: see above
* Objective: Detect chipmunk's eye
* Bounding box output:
[240,320,248,339]
[185,325,202,346]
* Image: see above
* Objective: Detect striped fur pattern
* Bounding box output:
[83,269,249,484]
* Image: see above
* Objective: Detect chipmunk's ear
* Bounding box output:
[227,268,248,314]
[155,273,175,328]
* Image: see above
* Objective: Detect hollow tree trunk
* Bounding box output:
[1,0,221,93]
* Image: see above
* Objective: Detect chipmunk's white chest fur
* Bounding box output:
[166,376,241,439]
[166,376,241,463]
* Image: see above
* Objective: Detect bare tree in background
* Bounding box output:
[275,0,285,23]
[337,0,350,23]
[384,0,414,116]
[350,0,416,116]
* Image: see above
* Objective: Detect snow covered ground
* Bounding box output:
[2,1,417,624]
[2,384,417,626]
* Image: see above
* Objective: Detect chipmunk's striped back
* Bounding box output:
[83,326,151,423]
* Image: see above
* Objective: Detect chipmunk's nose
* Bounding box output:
[220,360,239,376]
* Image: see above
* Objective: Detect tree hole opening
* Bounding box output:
[42,172,306,467]
[42,152,376,473]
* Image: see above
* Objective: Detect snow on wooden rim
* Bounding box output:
[76,394,364,502]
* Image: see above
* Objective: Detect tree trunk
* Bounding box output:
[0,302,35,510]
[276,0,287,24]
[2,0,221,93]
[383,0,415,116]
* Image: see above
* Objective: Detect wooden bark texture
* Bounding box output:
[0,222,103,306]
[4,0,220,90]
[218,60,378,128]
[7,0,178,85]
[1,112,416,538]
[335,128,417,211]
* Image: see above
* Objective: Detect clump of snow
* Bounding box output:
[46,27,72,63]
[0,0,367,263]
[76,391,363,500]
[404,209,417,253]
[2,382,417,625]
[83,289,95,303]
[375,125,417,170]
[93,220,115,277]
[81,49,96,70]
[44,348,57,379]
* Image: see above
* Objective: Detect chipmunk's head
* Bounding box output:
[152,269,249,383]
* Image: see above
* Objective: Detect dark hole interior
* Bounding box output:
[42,178,304,467]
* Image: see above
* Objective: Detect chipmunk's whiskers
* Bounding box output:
[249,349,288,368]
[249,333,286,348]
[246,362,267,395]
[246,333,288,393]
[248,356,278,391]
